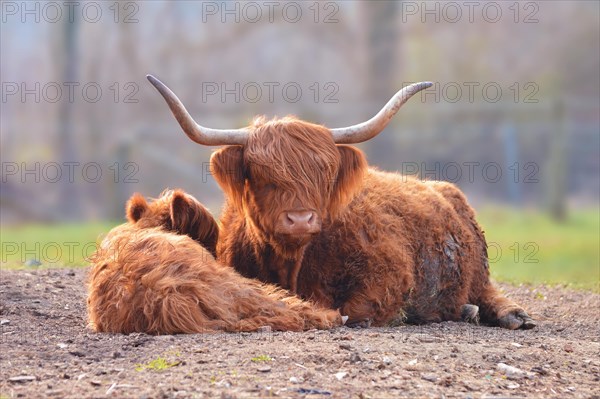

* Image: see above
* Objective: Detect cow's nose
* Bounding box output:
[281,210,318,233]
[286,211,315,226]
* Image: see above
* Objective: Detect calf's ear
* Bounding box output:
[169,191,219,256]
[169,191,199,233]
[126,193,148,222]
[330,145,367,217]
[210,146,245,210]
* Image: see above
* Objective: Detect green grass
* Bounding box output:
[251,354,272,362]
[135,355,181,372]
[1,207,598,292]
[0,221,119,268]
[477,207,599,292]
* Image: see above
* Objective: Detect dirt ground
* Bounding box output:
[0,268,598,399]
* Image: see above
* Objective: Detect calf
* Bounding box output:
[87,191,344,334]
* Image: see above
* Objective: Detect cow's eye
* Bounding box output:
[255,183,276,195]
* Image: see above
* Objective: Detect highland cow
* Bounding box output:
[148,75,536,330]
[87,191,344,334]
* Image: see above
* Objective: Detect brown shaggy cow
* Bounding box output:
[87,191,344,334]
[147,75,536,330]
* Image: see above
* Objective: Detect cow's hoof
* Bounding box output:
[346,318,372,329]
[461,304,479,325]
[499,309,536,330]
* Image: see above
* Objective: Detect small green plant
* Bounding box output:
[251,354,272,362]
[209,370,225,384]
[135,356,180,372]
[534,292,546,300]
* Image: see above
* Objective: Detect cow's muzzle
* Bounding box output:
[277,210,321,236]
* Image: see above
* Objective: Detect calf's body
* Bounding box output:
[87,191,343,334]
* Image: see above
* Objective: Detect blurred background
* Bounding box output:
[1,1,598,290]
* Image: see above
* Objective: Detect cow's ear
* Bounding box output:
[210,146,245,210]
[126,193,148,222]
[330,145,367,217]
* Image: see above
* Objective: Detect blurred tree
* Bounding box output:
[362,1,399,102]
[56,12,80,220]
[546,100,568,222]
[358,1,400,158]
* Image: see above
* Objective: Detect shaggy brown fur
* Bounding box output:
[210,116,535,330]
[87,191,343,334]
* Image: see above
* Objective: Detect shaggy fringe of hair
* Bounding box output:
[247,116,341,200]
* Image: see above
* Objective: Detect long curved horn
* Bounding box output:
[330,81,432,144]
[146,74,248,146]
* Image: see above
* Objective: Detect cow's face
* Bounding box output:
[211,117,367,254]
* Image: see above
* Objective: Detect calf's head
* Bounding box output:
[126,189,218,255]
[147,75,430,255]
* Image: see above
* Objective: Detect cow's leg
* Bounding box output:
[340,297,374,328]
[340,286,406,328]
[427,182,535,330]
[461,304,479,325]
[477,283,536,329]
